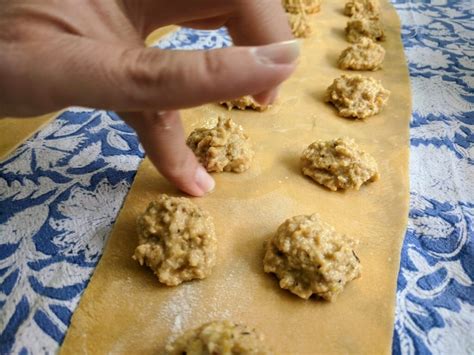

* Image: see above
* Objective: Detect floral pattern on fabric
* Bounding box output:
[0,3,473,352]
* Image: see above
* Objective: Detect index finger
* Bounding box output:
[226,0,293,45]
[121,110,215,197]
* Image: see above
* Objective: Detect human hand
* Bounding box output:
[0,0,299,195]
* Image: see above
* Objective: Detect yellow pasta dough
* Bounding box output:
[60,1,411,354]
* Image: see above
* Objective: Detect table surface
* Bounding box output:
[0,1,473,354]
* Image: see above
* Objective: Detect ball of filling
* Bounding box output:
[325,74,390,119]
[301,137,379,191]
[187,117,254,173]
[338,37,385,71]
[288,12,313,38]
[345,18,384,43]
[220,96,267,112]
[344,0,380,18]
[282,0,321,14]
[134,195,217,286]
[165,320,271,355]
[263,214,362,301]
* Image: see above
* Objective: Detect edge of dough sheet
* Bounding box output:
[145,25,179,47]
[0,26,177,162]
[0,112,58,160]
[60,1,411,354]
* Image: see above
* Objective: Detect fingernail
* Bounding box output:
[251,40,300,66]
[195,166,215,193]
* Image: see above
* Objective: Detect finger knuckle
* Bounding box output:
[200,51,225,88]
[120,49,168,106]
[203,50,223,74]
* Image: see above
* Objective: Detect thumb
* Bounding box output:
[25,37,300,114]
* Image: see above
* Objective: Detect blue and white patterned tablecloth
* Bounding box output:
[0,1,473,354]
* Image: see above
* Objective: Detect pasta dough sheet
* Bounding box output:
[61,1,411,354]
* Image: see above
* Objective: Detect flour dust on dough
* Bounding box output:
[133,195,217,286]
[263,214,361,301]
[325,74,390,119]
[187,117,254,173]
[165,320,271,355]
